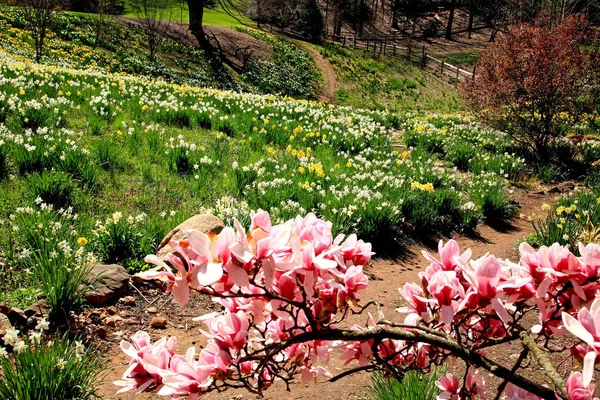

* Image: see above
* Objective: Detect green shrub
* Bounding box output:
[27,251,95,323]
[2,205,94,321]
[91,212,177,272]
[28,171,76,210]
[0,335,104,400]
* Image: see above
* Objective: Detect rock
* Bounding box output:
[157,214,224,259]
[123,296,136,306]
[24,299,50,318]
[85,264,131,305]
[124,318,139,325]
[0,314,12,336]
[146,307,157,314]
[150,316,167,329]
[95,326,108,338]
[3,307,27,328]
[104,315,122,327]
[106,306,117,315]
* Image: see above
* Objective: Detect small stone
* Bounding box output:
[150,316,167,329]
[146,307,157,314]
[118,310,131,317]
[104,315,122,327]
[95,326,108,338]
[124,318,139,325]
[123,296,136,306]
[106,306,117,315]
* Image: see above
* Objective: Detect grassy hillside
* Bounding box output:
[121,3,254,27]
[320,43,462,112]
[0,7,319,99]
[0,48,527,305]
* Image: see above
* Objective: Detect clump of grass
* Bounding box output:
[365,367,446,400]
[28,171,76,210]
[0,335,104,400]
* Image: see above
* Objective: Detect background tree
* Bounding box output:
[91,0,113,49]
[129,0,173,60]
[18,0,63,62]
[461,14,600,158]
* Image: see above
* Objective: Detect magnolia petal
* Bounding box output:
[491,298,511,324]
[562,312,595,345]
[226,264,250,287]
[583,351,597,386]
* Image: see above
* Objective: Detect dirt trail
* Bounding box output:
[295,41,337,103]
[97,189,559,400]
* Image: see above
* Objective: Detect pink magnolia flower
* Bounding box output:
[115,332,176,395]
[465,370,487,398]
[578,243,600,279]
[427,270,464,323]
[460,255,530,323]
[158,347,214,400]
[423,240,472,272]
[502,383,541,400]
[202,310,249,352]
[562,297,600,386]
[397,282,432,324]
[566,371,597,400]
[436,373,460,400]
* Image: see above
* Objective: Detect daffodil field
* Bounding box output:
[0,43,531,306]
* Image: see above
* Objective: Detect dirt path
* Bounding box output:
[295,41,337,103]
[97,189,559,400]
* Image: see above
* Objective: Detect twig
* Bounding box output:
[129,282,150,303]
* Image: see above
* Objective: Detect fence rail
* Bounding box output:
[327,33,476,82]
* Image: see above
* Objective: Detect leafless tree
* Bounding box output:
[18,0,63,62]
[91,0,114,50]
[129,0,173,60]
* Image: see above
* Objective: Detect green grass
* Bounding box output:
[121,3,254,27]
[437,51,481,67]
[319,42,462,112]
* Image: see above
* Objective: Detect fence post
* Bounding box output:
[456,66,460,80]
[354,31,357,47]
[373,41,377,55]
[384,42,387,55]
[393,44,396,56]
[421,45,426,69]
[472,65,476,79]
[343,36,347,46]
[441,61,445,74]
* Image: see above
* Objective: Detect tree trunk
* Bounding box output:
[186,0,211,52]
[445,0,457,39]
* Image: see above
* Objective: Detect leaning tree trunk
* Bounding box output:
[186,0,214,53]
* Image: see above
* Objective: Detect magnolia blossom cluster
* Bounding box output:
[397,240,600,400]
[116,212,372,397]
[117,212,600,400]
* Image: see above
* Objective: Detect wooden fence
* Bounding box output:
[328,34,476,82]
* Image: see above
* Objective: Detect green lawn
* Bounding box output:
[122,3,254,28]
